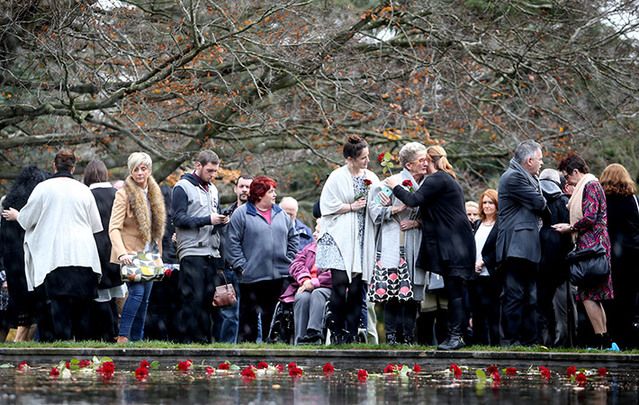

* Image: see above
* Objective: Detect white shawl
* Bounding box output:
[319,165,379,282]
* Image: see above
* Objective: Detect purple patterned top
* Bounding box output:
[573,180,613,301]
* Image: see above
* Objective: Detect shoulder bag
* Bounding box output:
[120,242,165,282]
[566,243,609,288]
[212,270,237,307]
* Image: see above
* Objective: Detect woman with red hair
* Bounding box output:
[225,175,299,342]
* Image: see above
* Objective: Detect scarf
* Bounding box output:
[123,175,166,245]
[567,173,598,227]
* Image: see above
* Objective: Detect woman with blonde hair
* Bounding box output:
[386,145,475,350]
[600,163,639,348]
[109,152,166,343]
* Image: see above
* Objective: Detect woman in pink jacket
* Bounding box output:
[280,222,332,344]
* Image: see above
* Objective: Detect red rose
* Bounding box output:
[377,152,386,163]
[49,367,60,378]
[275,364,284,373]
[491,371,501,385]
[363,179,372,186]
[576,372,587,386]
[566,366,577,377]
[257,361,269,369]
[17,361,28,372]
[486,364,499,375]
[164,268,173,277]
[218,361,231,370]
[205,366,215,376]
[287,362,297,370]
[240,366,256,379]
[177,360,192,372]
[78,359,92,369]
[598,367,608,377]
[97,361,115,376]
[357,369,368,381]
[402,179,413,187]
[135,366,149,380]
[139,360,150,369]
[505,367,517,376]
[65,361,70,369]
[323,362,335,375]
[383,363,396,374]
[539,366,551,381]
[289,366,303,377]
[450,363,462,379]
[413,364,422,373]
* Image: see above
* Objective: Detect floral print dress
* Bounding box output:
[316,176,367,271]
[574,181,614,302]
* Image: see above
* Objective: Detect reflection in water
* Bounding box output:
[1,366,637,404]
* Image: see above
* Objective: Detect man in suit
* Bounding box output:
[496,140,547,346]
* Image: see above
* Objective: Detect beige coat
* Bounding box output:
[109,176,166,263]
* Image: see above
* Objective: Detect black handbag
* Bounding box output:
[566,243,610,288]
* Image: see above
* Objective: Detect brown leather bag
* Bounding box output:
[212,271,237,307]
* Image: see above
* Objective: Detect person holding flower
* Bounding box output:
[317,134,379,344]
[367,142,428,344]
[385,145,475,350]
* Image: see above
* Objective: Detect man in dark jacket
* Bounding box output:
[496,140,547,346]
[173,150,228,343]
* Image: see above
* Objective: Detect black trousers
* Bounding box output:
[444,276,467,338]
[328,270,364,336]
[238,279,284,343]
[384,300,418,339]
[176,256,220,343]
[89,300,119,341]
[469,276,501,345]
[501,258,538,345]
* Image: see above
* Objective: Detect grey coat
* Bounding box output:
[496,161,547,265]
[224,202,298,284]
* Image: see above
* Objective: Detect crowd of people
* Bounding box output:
[0,139,638,351]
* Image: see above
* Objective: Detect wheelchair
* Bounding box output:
[267,299,332,345]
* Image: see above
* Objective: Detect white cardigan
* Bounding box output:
[318,165,379,282]
[18,177,103,290]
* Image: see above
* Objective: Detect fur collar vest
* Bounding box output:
[123,175,166,244]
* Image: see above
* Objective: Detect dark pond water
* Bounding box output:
[1,360,638,404]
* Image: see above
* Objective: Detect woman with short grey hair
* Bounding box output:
[367,142,428,344]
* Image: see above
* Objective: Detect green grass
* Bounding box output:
[1,340,637,354]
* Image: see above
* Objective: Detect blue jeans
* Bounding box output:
[120,282,153,341]
[213,268,240,343]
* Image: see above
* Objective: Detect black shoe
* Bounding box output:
[437,335,465,350]
[298,329,323,345]
[386,333,398,345]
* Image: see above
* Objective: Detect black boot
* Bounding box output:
[386,333,398,345]
[437,334,465,350]
[438,296,466,350]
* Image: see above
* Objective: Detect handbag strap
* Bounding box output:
[634,195,639,214]
[218,269,229,285]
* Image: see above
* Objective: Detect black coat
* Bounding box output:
[91,186,123,289]
[606,193,639,284]
[473,219,499,275]
[539,186,573,286]
[0,218,32,308]
[496,163,547,265]
[393,171,475,279]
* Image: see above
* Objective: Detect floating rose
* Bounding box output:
[205,366,215,376]
[491,371,501,388]
[218,361,231,370]
[135,366,149,381]
[241,366,256,379]
[505,367,517,376]
[450,363,462,379]
[97,361,115,377]
[576,372,587,386]
[275,364,284,373]
[323,363,335,375]
[287,362,297,370]
[289,366,303,378]
[539,366,551,381]
[598,367,608,377]
[486,364,498,375]
[17,361,29,372]
[383,363,397,374]
[357,369,368,382]
[413,364,422,373]
[566,366,577,377]
[78,359,92,369]
[139,360,150,369]
[49,367,60,378]
[257,361,269,370]
[177,360,193,372]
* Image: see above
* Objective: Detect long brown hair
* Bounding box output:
[600,163,637,196]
